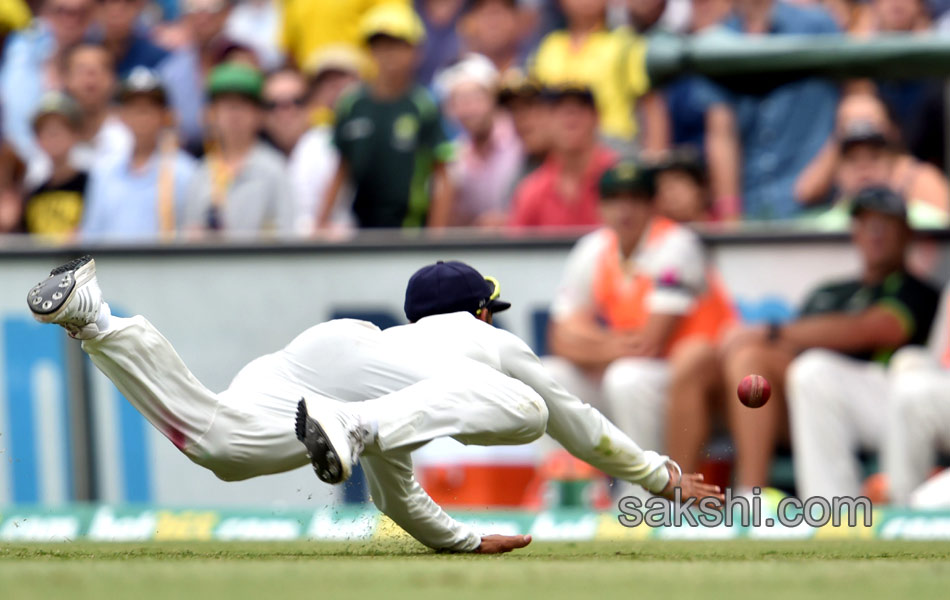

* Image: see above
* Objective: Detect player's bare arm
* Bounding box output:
[426,162,454,229]
[548,312,630,369]
[723,306,908,356]
[315,160,348,231]
[623,312,683,359]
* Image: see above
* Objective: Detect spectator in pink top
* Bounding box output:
[437,54,522,227]
[508,86,616,229]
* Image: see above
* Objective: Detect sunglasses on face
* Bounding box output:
[264,97,307,111]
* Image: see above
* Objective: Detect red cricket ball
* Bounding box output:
[737,374,771,408]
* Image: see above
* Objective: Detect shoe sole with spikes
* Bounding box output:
[296,399,350,484]
[27,256,101,336]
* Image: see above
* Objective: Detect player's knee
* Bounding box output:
[891,375,937,421]
[889,346,937,375]
[210,465,252,483]
[602,358,660,406]
[670,338,718,378]
[196,448,252,482]
[189,433,255,482]
[786,348,838,404]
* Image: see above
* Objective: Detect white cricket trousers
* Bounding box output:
[82,316,548,482]
[883,356,950,506]
[541,355,669,497]
[786,349,889,499]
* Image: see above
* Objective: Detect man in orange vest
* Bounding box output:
[544,160,736,497]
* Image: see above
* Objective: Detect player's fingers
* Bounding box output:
[504,534,532,551]
[697,485,725,501]
[477,534,532,554]
[693,481,722,494]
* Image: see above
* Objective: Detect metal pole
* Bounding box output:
[64,337,98,502]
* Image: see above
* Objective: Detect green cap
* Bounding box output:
[206,63,264,103]
[599,161,653,200]
[849,185,908,221]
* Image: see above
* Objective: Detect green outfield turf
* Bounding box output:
[1,540,948,600]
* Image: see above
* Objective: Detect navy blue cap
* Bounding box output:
[405,261,512,322]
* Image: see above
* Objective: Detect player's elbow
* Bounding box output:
[858,309,910,350]
[526,395,549,441]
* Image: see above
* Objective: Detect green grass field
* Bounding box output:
[1,540,949,599]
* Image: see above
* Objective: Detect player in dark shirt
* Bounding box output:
[799,272,938,363]
[317,4,454,230]
[719,186,939,496]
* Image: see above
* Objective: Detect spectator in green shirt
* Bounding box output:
[317,3,454,231]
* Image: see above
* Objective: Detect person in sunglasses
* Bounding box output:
[261,67,310,157]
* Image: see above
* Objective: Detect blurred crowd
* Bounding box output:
[0,0,949,241]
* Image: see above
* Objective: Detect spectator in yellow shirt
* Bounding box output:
[530,0,669,153]
[280,0,409,68]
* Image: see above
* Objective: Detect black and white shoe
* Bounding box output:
[27,255,103,340]
[295,398,368,485]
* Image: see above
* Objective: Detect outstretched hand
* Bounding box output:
[476,534,532,554]
[659,463,724,503]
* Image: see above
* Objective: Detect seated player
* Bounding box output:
[882,281,950,507]
[724,186,939,498]
[544,161,736,496]
[27,255,718,554]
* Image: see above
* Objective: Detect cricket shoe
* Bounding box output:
[27,255,104,340]
[295,398,371,485]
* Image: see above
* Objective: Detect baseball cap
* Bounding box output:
[849,186,908,221]
[839,120,891,152]
[497,69,543,106]
[435,54,499,100]
[117,67,168,106]
[361,3,426,45]
[207,62,264,103]
[303,44,366,80]
[651,147,707,185]
[404,261,511,323]
[31,91,82,131]
[547,84,596,108]
[599,160,653,199]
